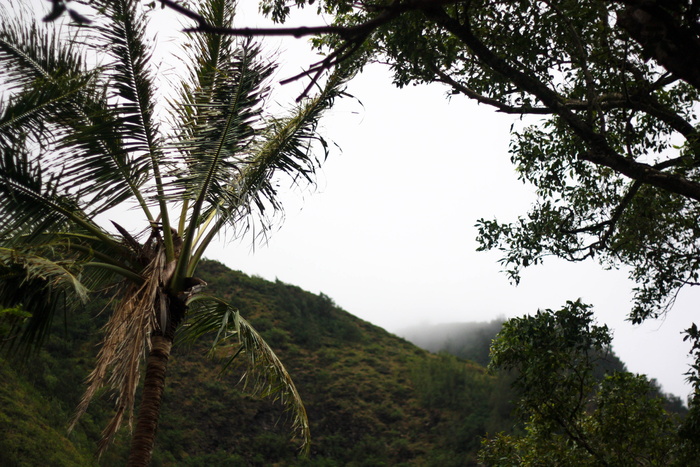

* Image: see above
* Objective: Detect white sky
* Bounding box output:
[23,0,697,400]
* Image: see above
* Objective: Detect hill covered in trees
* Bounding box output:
[398,318,687,414]
[1,260,515,466]
[2,260,689,465]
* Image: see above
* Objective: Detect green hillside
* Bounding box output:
[398,318,687,414]
[0,260,513,466]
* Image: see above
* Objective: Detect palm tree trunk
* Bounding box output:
[126,335,172,466]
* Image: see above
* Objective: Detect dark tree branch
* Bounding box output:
[157,0,700,196]
[159,0,411,98]
[430,21,699,156]
[560,180,642,249]
[159,0,358,38]
[425,7,700,203]
[279,35,366,100]
[433,68,553,114]
[544,0,606,131]
[436,66,699,140]
[561,152,693,241]
[558,152,698,261]
[158,0,463,98]
[160,0,458,39]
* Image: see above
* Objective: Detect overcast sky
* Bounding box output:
[24,0,697,400]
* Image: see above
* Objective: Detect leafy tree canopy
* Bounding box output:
[482,301,693,465]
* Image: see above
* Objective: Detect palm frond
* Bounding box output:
[0,144,82,240]
[180,294,311,455]
[0,12,153,218]
[0,224,145,355]
[176,0,238,108]
[56,92,155,215]
[0,72,93,148]
[91,0,169,235]
[0,144,124,250]
[174,40,274,211]
[93,0,161,160]
[69,235,166,454]
[0,10,87,94]
[0,11,91,164]
[171,18,276,285]
[188,68,353,272]
[0,246,89,353]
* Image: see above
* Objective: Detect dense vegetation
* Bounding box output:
[2,260,691,465]
[399,314,688,410]
[483,302,695,465]
[1,260,514,465]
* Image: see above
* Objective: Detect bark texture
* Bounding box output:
[126,335,172,467]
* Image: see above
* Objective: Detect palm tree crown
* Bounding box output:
[0,0,350,462]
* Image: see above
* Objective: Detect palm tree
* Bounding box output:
[0,0,349,463]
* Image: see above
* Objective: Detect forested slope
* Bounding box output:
[398,318,687,413]
[0,260,513,466]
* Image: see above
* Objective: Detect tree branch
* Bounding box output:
[159,0,422,40]
[158,0,456,98]
[160,0,700,196]
[433,68,553,114]
[159,0,397,97]
[425,7,700,203]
